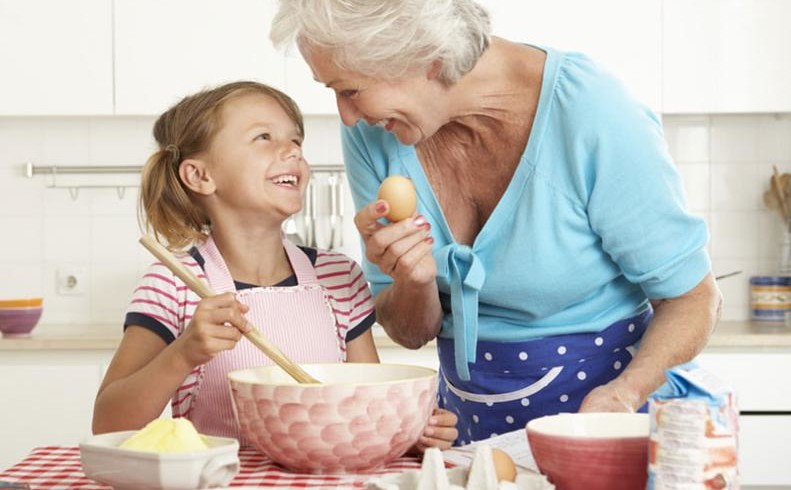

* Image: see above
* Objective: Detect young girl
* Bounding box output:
[92,81,457,451]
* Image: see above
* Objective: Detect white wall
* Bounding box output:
[0,114,790,328]
[666,114,791,320]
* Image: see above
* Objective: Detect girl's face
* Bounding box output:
[206,93,309,222]
[302,45,446,146]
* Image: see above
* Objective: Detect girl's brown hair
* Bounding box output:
[139,81,304,250]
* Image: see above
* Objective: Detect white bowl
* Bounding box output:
[80,431,239,490]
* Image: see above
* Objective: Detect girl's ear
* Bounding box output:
[179,158,216,195]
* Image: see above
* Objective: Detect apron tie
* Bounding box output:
[436,243,486,381]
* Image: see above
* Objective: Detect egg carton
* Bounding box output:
[365,446,554,490]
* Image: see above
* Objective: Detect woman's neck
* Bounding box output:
[209,221,294,287]
[441,37,545,139]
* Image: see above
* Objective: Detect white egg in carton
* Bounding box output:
[365,445,554,490]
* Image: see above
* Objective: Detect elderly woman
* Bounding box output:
[271,0,722,444]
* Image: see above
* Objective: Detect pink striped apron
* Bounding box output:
[188,235,342,441]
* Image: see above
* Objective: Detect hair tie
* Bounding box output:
[165,144,181,163]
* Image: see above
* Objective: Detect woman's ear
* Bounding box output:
[427,59,443,81]
[179,159,216,195]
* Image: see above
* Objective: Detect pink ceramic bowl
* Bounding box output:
[526,412,649,490]
[0,301,43,338]
[228,363,438,474]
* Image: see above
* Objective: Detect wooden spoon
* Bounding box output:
[139,235,320,384]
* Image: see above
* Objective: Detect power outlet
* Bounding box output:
[57,267,87,296]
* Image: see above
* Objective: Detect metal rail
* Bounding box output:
[25,162,345,177]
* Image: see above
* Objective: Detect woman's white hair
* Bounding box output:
[270,0,491,84]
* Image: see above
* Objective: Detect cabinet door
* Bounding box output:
[0,0,113,115]
[114,0,285,115]
[663,0,791,113]
[284,52,337,115]
[477,0,662,112]
[0,364,103,470]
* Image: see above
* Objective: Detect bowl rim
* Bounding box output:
[0,298,43,308]
[79,430,240,460]
[227,362,438,386]
[526,412,649,440]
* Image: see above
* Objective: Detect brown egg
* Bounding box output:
[491,448,517,482]
[377,175,417,222]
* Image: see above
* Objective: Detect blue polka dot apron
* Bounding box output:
[437,308,653,445]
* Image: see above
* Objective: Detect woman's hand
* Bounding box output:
[173,292,251,368]
[413,407,459,452]
[354,200,436,286]
[578,377,643,413]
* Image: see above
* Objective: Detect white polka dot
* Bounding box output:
[613,361,622,370]
[442,397,447,405]
[486,402,493,407]
[460,440,467,446]
[577,371,587,380]
[594,337,604,346]
[491,433,498,438]
[557,346,567,355]
[560,394,569,403]
[628,323,635,332]
[503,370,510,374]
[578,359,586,363]
[484,352,493,361]
[506,416,514,424]
[541,367,548,371]
[467,428,472,436]
[519,351,529,360]
[521,398,530,407]
[473,415,479,423]
[613,348,621,353]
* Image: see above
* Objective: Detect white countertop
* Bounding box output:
[2,321,790,351]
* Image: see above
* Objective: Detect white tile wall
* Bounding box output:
[665,114,791,320]
[0,114,789,327]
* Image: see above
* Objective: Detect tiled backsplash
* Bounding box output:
[1,114,790,326]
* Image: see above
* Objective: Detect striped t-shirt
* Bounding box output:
[124,245,376,418]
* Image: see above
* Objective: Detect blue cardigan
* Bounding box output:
[342,46,710,379]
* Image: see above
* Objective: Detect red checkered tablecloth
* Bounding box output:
[0,447,424,489]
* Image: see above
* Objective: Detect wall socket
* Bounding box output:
[57,267,87,296]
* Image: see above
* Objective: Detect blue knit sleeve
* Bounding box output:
[341,123,394,296]
[558,53,710,299]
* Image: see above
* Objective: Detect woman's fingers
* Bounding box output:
[354,200,388,237]
[376,228,431,274]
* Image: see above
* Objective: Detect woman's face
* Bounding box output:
[302,45,446,146]
[206,93,309,222]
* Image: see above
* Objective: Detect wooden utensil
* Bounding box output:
[771,165,789,223]
[139,235,320,384]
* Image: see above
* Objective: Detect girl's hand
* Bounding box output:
[174,292,251,368]
[354,200,436,286]
[413,407,459,452]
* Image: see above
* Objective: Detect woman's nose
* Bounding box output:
[337,95,362,127]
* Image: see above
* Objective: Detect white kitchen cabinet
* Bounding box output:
[284,52,338,116]
[696,350,791,486]
[0,351,111,471]
[476,0,662,113]
[0,0,113,115]
[663,0,791,114]
[114,0,285,115]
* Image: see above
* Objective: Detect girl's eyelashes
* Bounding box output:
[292,139,303,147]
[255,132,271,141]
[338,89,359,99]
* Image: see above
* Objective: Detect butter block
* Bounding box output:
[120,418,209,453]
